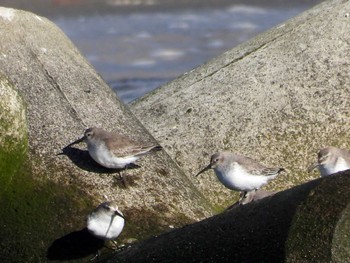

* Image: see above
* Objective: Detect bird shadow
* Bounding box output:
[57,146,140,174]
[57,146,141,188]
[46,228,104,261]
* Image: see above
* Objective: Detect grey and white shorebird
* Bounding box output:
[87,201,125,242]
[308,146,350,176]
[195,152,284,201]
[67,127,162,170]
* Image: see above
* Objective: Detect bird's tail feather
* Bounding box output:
[267,167,285,180]
[150,145,163,152]
[135,145,163,157]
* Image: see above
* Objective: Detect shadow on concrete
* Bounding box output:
[112,173,350,262]
[57,146,141,188]
[46,228,104,261]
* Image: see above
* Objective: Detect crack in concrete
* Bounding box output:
[43,67,87,128]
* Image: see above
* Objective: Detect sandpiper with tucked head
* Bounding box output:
[87,201,125,242]
[308,146,350,176]
[195,152,284,203]
[67,127,162,170]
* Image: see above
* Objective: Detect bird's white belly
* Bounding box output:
[214,167,269,192]
[88,144,138,169]
[319,158,350,176]
[87,215,124,240]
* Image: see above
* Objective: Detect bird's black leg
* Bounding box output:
[89,249,101,261]
[118,170,127,188]
[238,191,247,205]
[112,170,127,188]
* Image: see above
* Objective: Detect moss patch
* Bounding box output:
[285,174,350,262]
[0,153,95,262]
[332,203,350,262]
[0,132,95,262]
[0,75,94,262]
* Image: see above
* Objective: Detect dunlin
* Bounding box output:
[67,127,162,170]
[308,146,350,176]
[195,152,284,202]
[87,201,125,241]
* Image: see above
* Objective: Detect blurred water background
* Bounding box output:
[1,0,322,102]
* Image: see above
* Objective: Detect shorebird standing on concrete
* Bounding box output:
[66,127,162,185]
[195,152,284,204]
[308,146,350,176]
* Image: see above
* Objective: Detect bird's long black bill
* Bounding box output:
[114,210,125,220]
[307,162,319,173]
[65,136,85,148]
[195,164,212,177]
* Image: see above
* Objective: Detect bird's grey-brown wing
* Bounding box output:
[104,132,160,157]
[235,154,283,176]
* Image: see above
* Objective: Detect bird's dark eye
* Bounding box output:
[86,132,92,137]
[319,154,328,161]
[102,204,111,210]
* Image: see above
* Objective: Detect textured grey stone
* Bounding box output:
[0,73,27,151]
[110,172,350,262]
[131,0,350,208]
[0,6,212,261]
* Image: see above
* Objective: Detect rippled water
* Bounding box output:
[54,5,309,102]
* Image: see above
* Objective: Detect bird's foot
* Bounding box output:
[89,250,101,261]
[104,240,124,251]
[238,191,248,205]
[113,172,127,188]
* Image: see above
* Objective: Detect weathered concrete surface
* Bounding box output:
[0,74,29,259]
[0,74,27,156]
[0,7,212,262]
[131,0,350,208]
[108,172,350,262]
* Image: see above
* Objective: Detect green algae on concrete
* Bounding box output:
[0,74,95,262]
[0,161,94,262]
[332,203,350,262]
[285,173,350,262]
[0,75,27,187]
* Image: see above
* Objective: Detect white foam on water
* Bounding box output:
[229,22,257,30]
[151,49,184,60]
[169,21,189,30]
[207,40,224,49]
[135,31,151,39]
[131,59,156,67]
[227,5,267,15]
